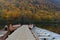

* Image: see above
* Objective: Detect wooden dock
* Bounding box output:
[6,25,35,40]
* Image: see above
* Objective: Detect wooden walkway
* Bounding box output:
[6,25,35,40]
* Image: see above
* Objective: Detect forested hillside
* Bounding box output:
[0,0,60,33]
[0,0,60,24]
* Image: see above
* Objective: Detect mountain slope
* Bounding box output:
[49,0,60,11]
[0,0,60,11]
[0,0,60,20]
[49,0,60,6]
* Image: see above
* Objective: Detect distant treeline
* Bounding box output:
[0,0,60,29]
[0,16,60,25]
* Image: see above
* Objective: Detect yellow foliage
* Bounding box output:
[1,6,21,19]
[33,14,40,20]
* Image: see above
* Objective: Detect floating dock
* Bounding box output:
[6,25,35,40]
